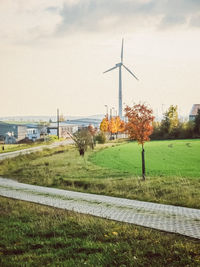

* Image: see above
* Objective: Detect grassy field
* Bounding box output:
[1,196,200,266]
[90,139,200,178]
[0,140,200,208]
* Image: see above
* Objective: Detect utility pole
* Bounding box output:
[57,108,60,139]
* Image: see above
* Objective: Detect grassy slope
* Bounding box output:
[0,144,40,154]
[0,142,200,208]
[0,142,48,154]
[0,197,200,267]
[90,139,200,178]
[0,136,63,154]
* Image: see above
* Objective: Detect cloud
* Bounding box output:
[0,0,64,43]
[190,14,200,27]
[55,0,200,34]
[56,0,156,33]
[0,0,200,44]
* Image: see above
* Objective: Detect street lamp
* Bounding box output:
[110,108,112,119]
[112,107,116,117]
[104,105,108,117]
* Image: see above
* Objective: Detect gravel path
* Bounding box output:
[0,177,200,240]
[0,139,73,161]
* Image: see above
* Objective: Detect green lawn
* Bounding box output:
[1,197,200,266]
[90,139,200,178]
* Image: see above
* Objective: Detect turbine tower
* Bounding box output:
[103,39,138,118]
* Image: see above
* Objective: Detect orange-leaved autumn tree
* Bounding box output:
[100,115,125,137]
[116,116,125,133]
[108,117,118,135]
[100,116,109,132]
[125,103,154,180]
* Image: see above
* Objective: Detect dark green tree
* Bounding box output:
[194,109,200,136]
[160,105,179,138]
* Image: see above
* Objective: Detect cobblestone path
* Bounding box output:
[0,177,200,240]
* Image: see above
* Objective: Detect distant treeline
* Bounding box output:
[151,105,200,140]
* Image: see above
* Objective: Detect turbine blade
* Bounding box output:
[103,65,118,74]
[121,38,124,63]
[123,64,139,80]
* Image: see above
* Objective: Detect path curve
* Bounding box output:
[0,177,200,240]
[0,139,74,161]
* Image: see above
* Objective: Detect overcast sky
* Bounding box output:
[1,0,200,118]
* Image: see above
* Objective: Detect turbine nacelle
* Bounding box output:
[116,63,122,67]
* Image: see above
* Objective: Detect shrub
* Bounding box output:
[95,132,106,144]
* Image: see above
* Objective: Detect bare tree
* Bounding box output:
[69,129,94,156]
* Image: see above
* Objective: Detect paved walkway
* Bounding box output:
[0,139,73,161]
[0,177,200,240]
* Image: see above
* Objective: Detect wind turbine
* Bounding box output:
[103,39,139,118]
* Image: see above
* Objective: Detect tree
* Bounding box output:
[194,109,200,136]
[59,114,65,122]
[115,116,125,135]
[88,125,97,149]
[100,115,125,139]
[108,117,118,135]
[160,105,179,138]
[118,119,125,133]
[69,129,93,156]
[100,116,109,132]
[125,104,154,180]
[88,124,96,136]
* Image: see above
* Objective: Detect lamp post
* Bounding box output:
[112,107,116,117]
[57,108,60,139]
[104,105,108,118]
[110,108,112,119]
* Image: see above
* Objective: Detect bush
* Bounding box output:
[48,135,59,141]
[95,132,106,144]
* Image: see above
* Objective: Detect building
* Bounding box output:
[0,122,27,144]
[47,123,78,138]
[26,127,40,141]
[66,118,101,128]
[26,123,49,141]
[189,104,200,121]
